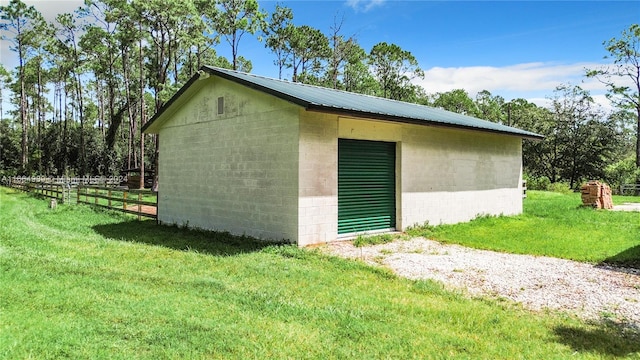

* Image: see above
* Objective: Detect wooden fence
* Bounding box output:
[77,185,157,219]
[620,184,640,196]
[3,177,156,220]
[5,178,72,203]
[26,182,68,203]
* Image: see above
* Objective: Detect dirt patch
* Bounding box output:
[125,204,157,216]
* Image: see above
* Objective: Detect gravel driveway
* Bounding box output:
[324,238,640,329]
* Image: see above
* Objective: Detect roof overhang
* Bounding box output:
[144,66,544,141]
[304,105,544,141]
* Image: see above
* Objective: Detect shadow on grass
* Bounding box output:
[600,245,640,273]
[92,220,277,257]
[554,324,640,358]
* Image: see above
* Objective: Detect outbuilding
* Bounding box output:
[143,66,542,246]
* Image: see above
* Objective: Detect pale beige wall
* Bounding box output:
[297,115,523,245]
[158,76,300,242]
[297,111,338,246]
[401,124,523,228]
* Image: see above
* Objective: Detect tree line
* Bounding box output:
[0,0,638,190]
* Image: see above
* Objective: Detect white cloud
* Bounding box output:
[591,94,615,112]
[413,61,626,111]
[525,97,551,108]
[416,62,609,94]
[346,0,385,12]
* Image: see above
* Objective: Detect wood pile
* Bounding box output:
[580,180,613,209]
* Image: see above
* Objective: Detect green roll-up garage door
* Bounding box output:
[338,139,396,234]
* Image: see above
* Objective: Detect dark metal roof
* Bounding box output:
[145,66,543,140]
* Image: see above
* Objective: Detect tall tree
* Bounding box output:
[326,15,359,89]
[475,90,505,123]
[0,0,46,173]
[107,0,144,170]
[586,24,640,168]
[263,4,293,79]
[134,0,202,189]
[55,12,88,175]
[341,43,377,95]
[526,85,619,187]
[135,0,200,109]
[432,89,478,116]
[216,0,265,71]
[287,25,330,83]
[0,118,21,174]
[502,98,543,129]
[0,64,11,121]
[368,42,424,101]
[23,52,52,174]
[194,0,221,74]
[603,109,639,187]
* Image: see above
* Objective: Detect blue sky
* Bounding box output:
[2,0,639,111]
[249,0,638,108]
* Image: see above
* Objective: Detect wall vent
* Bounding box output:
[217,97,224,114]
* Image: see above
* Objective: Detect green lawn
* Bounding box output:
[1,187,639,359]
[407,191,640,266]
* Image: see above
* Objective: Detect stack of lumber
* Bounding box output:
[580,180,613,209]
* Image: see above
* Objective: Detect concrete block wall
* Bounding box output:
[158,76,300,242]
[297,111,338,246]
[401,124,523,227]
[297,115,523,245]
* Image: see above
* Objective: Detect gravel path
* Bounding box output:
[324,238,640,328]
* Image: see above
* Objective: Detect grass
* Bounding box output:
[407,191,640,266]
[353,232,399,247]
[1,187,639,359]
[616,195,640,204]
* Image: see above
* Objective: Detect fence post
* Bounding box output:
[108,189,112,208]
[138,192,142,221]
[123,191,127,211]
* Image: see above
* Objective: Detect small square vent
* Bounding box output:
[217,96,224,114]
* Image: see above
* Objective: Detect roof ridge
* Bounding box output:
[143,65,543,140]
[202,65,427,107]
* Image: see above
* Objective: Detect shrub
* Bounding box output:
[548,181,572,194]
[524,174,551,190]
[604,156,640,192]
